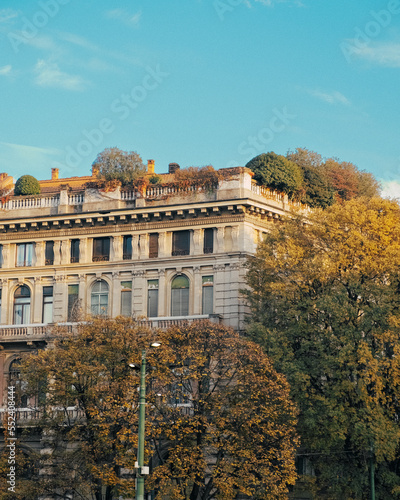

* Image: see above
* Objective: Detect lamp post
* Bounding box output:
[130,342,161,500]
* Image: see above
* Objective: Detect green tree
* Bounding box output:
[287,148,334,208]
[246,152,303,199]
[14,175,40,196]
[20,318,298,500]
[244,197,400,499]
[92,147,147,186]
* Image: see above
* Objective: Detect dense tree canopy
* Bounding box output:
[323,157,381,201]
[287,148,334,208]
[92,147,147,186]
[246,152,303,199]
[245,197,400,499]
[247,148,380,207]
[20,318,298,500]
[14,175,40,196]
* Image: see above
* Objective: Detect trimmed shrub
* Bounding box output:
[14,175,41,196]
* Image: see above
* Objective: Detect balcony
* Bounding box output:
[0,407,86,427]
[0,316,222,342]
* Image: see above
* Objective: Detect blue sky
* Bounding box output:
[1,1,400,197]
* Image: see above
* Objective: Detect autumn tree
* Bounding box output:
[20,318,298,500]
[92,147,147,186]
[287,148,334,208]
[246,152,303,199]
[244,197,400,499]
[322,157,380,202]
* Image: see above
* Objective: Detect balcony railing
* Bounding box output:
[0,407,86,426]
[138,314,222,329]
[0,317,221,341]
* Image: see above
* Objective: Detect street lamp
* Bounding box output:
[129,341,161,500]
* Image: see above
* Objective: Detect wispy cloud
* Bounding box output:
[105,9,142,26]
[0,142,63,179]
[0,8,19,24]
[308,89,351,106]
[1,142,62,156]
[34,59,89,91]
[0,65,12,76]
[56,31,99,51]
[349,42,400,68]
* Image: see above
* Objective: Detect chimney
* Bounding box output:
[51,168,59,180]
[147,159,155,174]
[168,162,180,174]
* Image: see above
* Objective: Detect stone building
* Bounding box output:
[0,160,301,494]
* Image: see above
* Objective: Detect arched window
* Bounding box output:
[14,285,31,325]
[171,275,189,316]
[9,359,28,407]
[91,280,109,316]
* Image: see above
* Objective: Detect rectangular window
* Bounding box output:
[70,239,80,263]
[68,284,79,321]
[16,243,34,267]
[202,276,214,315]
[203,228,214,254]
[172,231,190,256]
[45,241,54,265]
[0,244,3,268]
[42,286,53,324]
[92,237,110,262]
[149,233,159,258]
[147,279,159,318]
[121,281,132,316]
[123,235,132,260]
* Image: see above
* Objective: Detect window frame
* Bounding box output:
[92,237,110,262]
[171,275,190,317]
[172,231,190,256]
[70,239,80,263]
[16,243,34,267]
[13,285,31,325]
[203,228,214,254]
[42,286,54,324]
[91,280,110,316]
[123,235,132,260]
[45,241,54,266]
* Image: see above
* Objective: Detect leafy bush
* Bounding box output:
[14,175,41,196]
[92,147,147,187]
[246,152,303,199]
[149,174,162,184]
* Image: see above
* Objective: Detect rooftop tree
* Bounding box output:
[92,147,147,187]
[246,152,303,199]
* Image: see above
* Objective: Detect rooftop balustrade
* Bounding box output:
[0,168,303,219]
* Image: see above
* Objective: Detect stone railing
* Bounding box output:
[0,324,50,339]
[251,182,287,203]
[137,314,222,329]
[0,323,76,340]
[0,407,86,426]
[0,169,297,216]
[0,194,60,210]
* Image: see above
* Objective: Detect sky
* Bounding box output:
[0,0,400,197]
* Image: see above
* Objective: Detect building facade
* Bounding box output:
[0,163,300,457]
